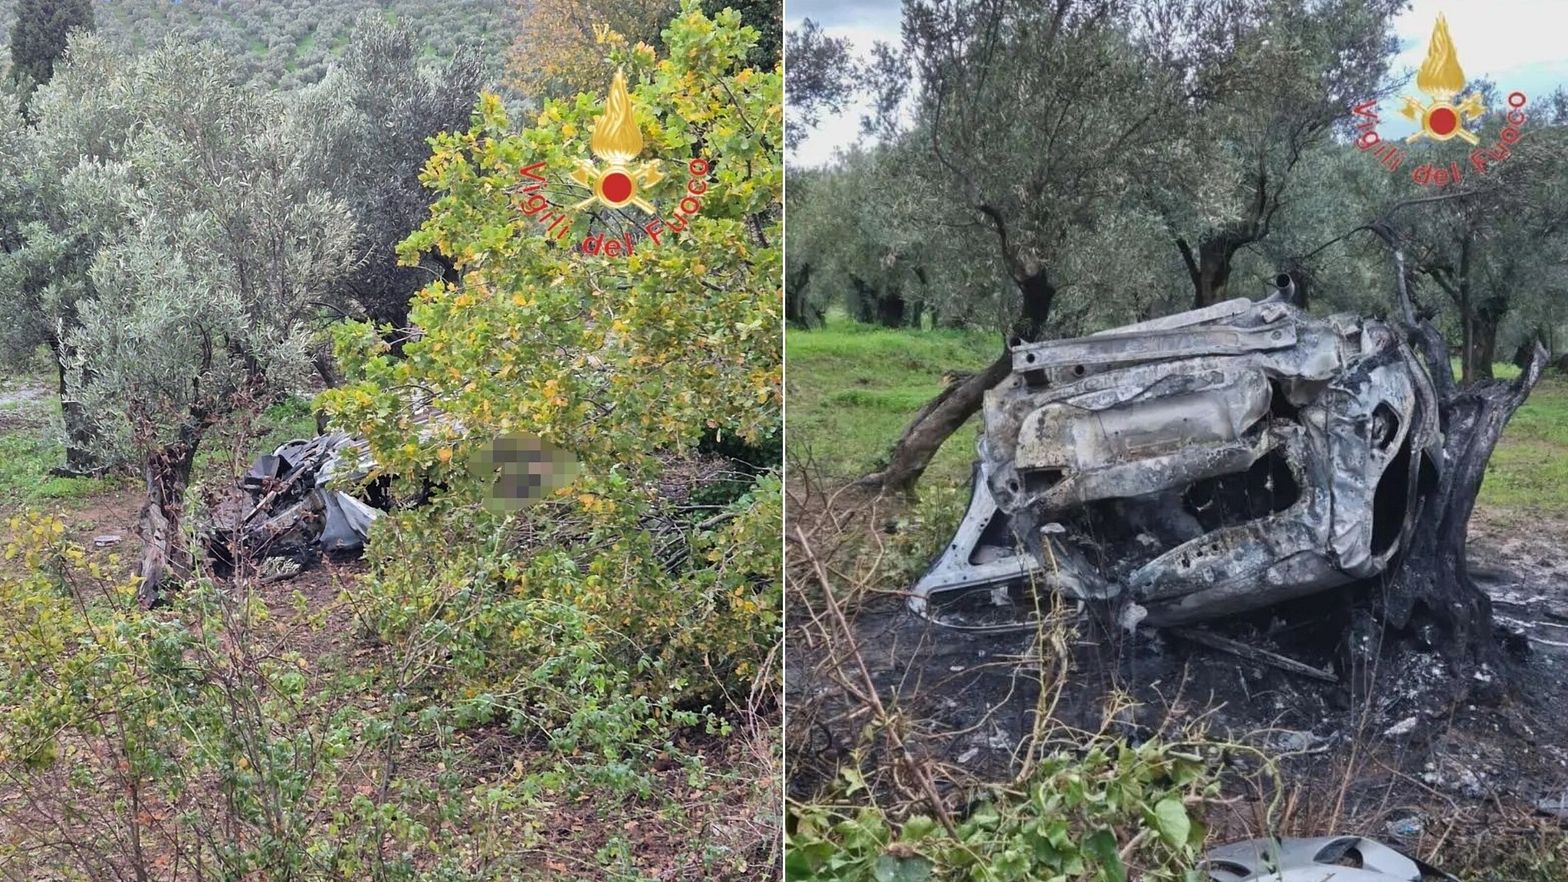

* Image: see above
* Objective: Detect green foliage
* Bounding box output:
[791,1,1568,373]
[782,19,855,151]
[0,515,627,876]
[507,0,678,100]
[0,0,511,91]
[6,0,93,99]
[0,4,781,879]
[289,13,485,333]
[0,384,126,503]
[787,740,1218,882]
[38,37,355,482]
[706,0,779,69]
[321,1,782,700]
[786,318,997,482]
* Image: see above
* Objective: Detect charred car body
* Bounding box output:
[204,432,384,570]
[913,293,1443,628]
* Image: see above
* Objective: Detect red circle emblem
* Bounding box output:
[1428,106,1458,136]
[601,171,634,204]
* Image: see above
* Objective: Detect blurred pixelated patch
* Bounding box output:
[469,433,579,513]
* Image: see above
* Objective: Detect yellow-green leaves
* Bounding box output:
[319,0,781,705]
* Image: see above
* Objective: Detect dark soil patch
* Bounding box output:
[789,506,1568,853]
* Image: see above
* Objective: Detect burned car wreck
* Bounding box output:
[914,292,1445,629]
[203,432,385,571]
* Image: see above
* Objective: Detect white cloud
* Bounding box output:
[788,24,893,167]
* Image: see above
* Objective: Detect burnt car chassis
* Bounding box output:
[202,432,385,573]
[912,292,1448,631]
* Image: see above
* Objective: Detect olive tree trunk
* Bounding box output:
[1384,319,1546,670]
[49,342,104,476]
[136,439,199,608]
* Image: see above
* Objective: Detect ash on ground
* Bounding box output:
[788,509,1568,833]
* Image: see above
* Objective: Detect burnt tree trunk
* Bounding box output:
[860,271,1056,495]
[1385,320,1546,671]
[136,439,199,608]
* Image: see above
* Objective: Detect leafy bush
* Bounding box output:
[321,0,782,702]
[0,512,727,877]
[787,740,1219,882]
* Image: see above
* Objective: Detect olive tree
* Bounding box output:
[784,18,859,151]
[1402,106,1568,381]
[1155,0,1402,308]
[62,39,357,604]
[290,13,485,359]
[0,33,138,474]
[855,0,1226,493]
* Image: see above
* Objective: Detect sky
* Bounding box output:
[786,0,1568,167]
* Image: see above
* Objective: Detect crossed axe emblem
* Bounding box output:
[1400,91,1486,145]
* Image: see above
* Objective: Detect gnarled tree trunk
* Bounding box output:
[860,271,1055,495]
[786,261,818,329]
[1384,320,1546,671]
[136,439,198,608]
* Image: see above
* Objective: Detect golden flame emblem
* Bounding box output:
[571,69,663,213]
[1401,14,1485,144]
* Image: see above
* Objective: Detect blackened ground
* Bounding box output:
[787,507,1568,846]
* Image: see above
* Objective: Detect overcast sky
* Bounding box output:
[786,0,1568,167]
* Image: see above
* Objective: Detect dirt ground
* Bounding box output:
[788,503,1568,857]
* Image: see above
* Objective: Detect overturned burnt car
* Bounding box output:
[204,432,384,571]
[913,292,1447,629]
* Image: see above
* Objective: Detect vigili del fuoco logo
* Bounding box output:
[512,70,711,257]
[1351,13,1527,187]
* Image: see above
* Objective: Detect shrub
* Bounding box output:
[787,739,1219,882]
[320,0,782,703]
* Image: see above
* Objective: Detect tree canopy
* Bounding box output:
[7,0,93,100]
[789,0,1568,494]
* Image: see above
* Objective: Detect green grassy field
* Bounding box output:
[787,319,1568,513]
[785,320,998,487]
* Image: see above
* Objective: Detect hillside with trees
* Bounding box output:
[0,0,515,89]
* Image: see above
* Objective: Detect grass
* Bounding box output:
[0,430,123,503]
[786,317,998,485]
[1480,374,1568,511]
[0,376,127,505]
[787,321,1568,512]
[0,374,321,510]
